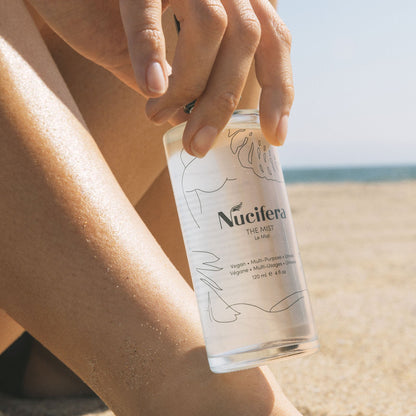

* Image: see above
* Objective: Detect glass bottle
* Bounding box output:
[163,110,318,373]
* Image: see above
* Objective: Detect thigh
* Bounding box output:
[135,167,192,287]
[31,6,180,206]
[1,5,174,352]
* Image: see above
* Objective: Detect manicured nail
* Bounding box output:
[146,62,167,94]
[276,114,289,146]
[190,126,218,158]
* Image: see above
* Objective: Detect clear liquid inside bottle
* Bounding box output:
[163,110,318,373]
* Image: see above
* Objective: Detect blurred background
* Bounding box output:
[278,0,416,171]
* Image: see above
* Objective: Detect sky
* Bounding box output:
[276,0,416,167]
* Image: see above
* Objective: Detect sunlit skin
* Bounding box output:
[0,1,299,415]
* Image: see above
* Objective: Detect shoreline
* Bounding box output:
[283,165,416,185]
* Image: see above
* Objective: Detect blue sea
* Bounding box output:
[282,164,416,184]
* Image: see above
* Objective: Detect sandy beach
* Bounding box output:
[271,180,416,415]
[1,180,415,416]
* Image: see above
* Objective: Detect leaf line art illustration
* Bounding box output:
[229,202,243,219]
[228,129,284,183]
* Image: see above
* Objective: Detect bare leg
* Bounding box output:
[0,6,203,415]
[136,168,192,287]
[21,339,93,398]
[136,167,301,415]
[0,2,299,415]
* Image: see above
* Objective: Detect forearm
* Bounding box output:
[0,2,203,413]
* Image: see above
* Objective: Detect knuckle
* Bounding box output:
[215,91,240,113]
[236,13,261,48]
[134,27,164,49]
[196,2,228,35]
[271,16,292,49]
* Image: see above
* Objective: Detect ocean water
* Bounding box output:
[282,164,416,184]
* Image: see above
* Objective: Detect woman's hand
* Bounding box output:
[28,0,294,156]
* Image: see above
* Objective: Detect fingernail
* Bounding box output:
[146,62,167,94]
[190,126,218,158]
[275,114,289,146]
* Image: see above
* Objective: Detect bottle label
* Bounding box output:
[165,128,313,355]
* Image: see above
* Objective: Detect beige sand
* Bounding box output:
[1,180,415,415]
[271,180,416,416]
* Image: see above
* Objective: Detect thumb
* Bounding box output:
[119,0,168,97]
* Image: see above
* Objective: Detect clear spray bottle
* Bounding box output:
[163,110,318,373]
